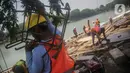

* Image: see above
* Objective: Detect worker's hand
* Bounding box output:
[25,40,38,52]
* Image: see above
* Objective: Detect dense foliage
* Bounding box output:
[0,0,19,40]
[0,0,64,41]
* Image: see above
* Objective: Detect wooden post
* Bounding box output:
[87,20,91,29]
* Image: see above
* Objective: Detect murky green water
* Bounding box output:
[0,10,116,70]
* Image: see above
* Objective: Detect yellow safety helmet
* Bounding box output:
[25,13,46,30]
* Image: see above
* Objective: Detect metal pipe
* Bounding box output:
[25,12,32,41]
[6,39,21,45]
[0,48,8,69]
[37,13,40,25]
[6,42,23,49]
[22,10,26,41]
[15,45,25,50]
[5,40,23,49]
[16,0,17,10]
[61,13,67,38]
[61,9,70,39]
[5,36,32,49]
[6,38,33,50]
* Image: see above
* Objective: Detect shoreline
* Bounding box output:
[66,10,130,58]
[66,10,130,42]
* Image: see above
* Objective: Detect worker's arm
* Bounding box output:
[26,45,51,73]
[44,16,61,35]
[26,52,32,71]
[48,21,61,35]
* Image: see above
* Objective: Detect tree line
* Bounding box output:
[70,0,130,21]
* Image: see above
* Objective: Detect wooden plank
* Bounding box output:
[76,55,94,61]
[107,29,130,43]
[70,47,106,57]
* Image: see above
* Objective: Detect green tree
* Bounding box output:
[0,0,18,40]
[94,8,100,13]
[70,9,80,21]
[99,5,105,12]
[114,0,124,4]
[80,9,90,18]
[80,8,97,18]
[105,2,114,10]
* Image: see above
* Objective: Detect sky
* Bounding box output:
[16,0,114,23]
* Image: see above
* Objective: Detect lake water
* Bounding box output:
[0,10,116,70]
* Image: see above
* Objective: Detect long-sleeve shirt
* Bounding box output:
[26,20,61,73]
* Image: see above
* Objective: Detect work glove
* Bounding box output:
[25,40,38,52]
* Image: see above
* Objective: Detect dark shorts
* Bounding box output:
[99,27,105,34]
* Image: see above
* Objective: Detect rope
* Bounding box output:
[0,48,8,69]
